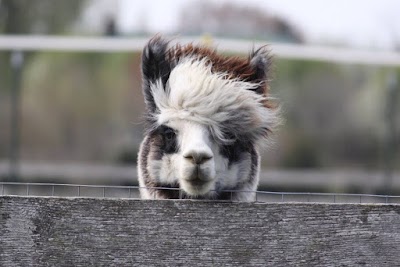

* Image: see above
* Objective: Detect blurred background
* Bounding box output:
[0,0,399,195]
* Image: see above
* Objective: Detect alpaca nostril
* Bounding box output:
[183,152,213,165]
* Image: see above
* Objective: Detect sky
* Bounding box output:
[117,0,400,50]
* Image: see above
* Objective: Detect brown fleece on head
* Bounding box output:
[166,43,274,109]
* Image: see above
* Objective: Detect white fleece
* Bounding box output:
[149,58,279,145]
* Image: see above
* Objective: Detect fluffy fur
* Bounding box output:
[138,36,280,201]
[151,58,279,145]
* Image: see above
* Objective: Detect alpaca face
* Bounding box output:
[170,121,216,196]
[144,119,256,198]
[148,121,216,196]
[138,36,279,200]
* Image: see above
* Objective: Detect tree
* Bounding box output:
[0,0,87,159]
[0,0,85,34]
[179,1,303,43]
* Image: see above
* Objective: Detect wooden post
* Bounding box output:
[9,51,24,181]
[383,71,398,195]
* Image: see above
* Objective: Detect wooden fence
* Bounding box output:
[1,196,399,266]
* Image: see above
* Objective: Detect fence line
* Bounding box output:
[1,161,400,192]
[1,182,399,204]
[1,35,400,66]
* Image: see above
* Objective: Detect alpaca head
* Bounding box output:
[138,36,279,200]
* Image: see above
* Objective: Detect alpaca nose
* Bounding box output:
[183,150,213,165]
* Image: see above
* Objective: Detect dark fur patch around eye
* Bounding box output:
[219,140,251,165]
[151,125,178,154]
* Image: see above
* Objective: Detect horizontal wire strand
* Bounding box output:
[0,181,399,204]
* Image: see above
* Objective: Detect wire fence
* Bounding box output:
[1,182,399,204]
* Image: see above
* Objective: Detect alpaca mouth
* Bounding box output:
[182,179,213,196]
[188,177,208,187]
[184,167,213,185]
[182,174,211,189]
[181,173,213,196]
[179,166,214,196]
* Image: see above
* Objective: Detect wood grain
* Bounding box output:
[1,196,399,266]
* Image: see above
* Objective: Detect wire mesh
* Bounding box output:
[1,182,399,204]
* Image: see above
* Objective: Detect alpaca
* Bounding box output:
[138,36,279,201]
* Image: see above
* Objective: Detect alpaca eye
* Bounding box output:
[159,126,178,154]
[164,129,175,141]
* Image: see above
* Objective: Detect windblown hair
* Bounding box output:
[138,36,280,201]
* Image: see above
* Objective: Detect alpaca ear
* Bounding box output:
[141,36,171,113]
[248,46,272,95]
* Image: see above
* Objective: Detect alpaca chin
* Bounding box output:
[179,163,216,196]
[180,179,214,197]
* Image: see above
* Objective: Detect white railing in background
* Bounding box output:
[1,35,400,66]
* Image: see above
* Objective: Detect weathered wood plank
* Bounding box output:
[1,196,399,266]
